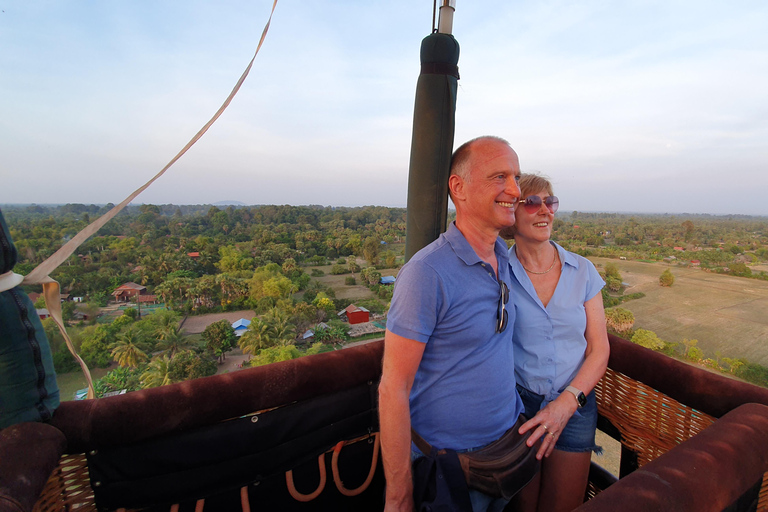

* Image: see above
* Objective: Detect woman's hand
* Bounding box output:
[518,394,578,459]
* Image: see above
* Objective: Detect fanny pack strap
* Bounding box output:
[411,428,434,456]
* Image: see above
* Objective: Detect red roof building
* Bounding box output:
[112,282,148,302]
[338,304,370,325]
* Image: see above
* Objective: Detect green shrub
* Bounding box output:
[631,329,665,351]
[659,269,675,287]
[345,276,356,285]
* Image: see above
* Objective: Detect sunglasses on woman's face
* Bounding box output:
[520,195,559,214]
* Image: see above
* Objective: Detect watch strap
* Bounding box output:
[565,385,586,408]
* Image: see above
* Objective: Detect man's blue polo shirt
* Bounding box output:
[388,222,524,450]
[509,242,605,403]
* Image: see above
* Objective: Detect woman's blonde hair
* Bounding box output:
[500,173,554,239]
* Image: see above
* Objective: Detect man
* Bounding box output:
[379,136,526,511]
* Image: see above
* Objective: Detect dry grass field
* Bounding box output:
[591,257,768,366]
[180,310,256,334]
[306,264,400,301]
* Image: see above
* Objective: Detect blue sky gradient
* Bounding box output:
[1,1,766,214]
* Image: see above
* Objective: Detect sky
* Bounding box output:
[1,1,767,215]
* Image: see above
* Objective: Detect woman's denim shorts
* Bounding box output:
[516,384,601,454]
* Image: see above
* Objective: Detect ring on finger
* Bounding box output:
[548,431,556,439]
[542,424,549,432]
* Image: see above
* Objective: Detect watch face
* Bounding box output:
[577,392,587,408]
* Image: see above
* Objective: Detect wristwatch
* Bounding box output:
[565,385,587,408]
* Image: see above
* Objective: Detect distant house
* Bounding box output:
[27,292,41,304]
[232,318,251,337]
[187,252,200,260]
[674,247,684,252]
[36,308,50,320]
[338,304,370,325]
[112,282,147,302]
[691,260,701,268]
[380,276,396,285]
[137,295,158,304]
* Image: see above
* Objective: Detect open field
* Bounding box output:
[56,366,111,402]
[305,264,400,301]
[180,310,256,334]
[591,257,768,366]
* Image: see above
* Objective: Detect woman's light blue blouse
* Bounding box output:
[509,242,605,403]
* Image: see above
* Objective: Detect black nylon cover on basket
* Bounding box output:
[87,380,384,511]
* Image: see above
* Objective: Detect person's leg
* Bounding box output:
[536,450,591,512]
[507,470,541,512]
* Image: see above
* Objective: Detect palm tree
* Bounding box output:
[239,318,272,355]
[110,328,149,369]
[264,308,296,347]
[155,325,194,358]
[152,309,181,334]
[141,355,173,388]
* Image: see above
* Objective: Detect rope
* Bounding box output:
[285,453,327,502]
[240,486,251,512]
[284,433,379,502]
[331,432,380,497]
[18,0,279,400]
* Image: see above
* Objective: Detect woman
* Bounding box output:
[504,174,610,512]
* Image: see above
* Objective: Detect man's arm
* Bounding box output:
[379,328,426,512]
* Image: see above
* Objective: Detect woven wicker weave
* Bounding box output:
[596,366,767,511]
[32,454,96,512]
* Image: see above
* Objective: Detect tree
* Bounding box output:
[659,269,675,287]
[360,267,382,286]
[216,245,254,273]
[687,346,704,362]
[363,236,381,266]
[167,350,218,381]
[239,318,273,354]
[202,319,236,363]
[722,357,745,375]
[263,307,297,346]
[248,345,302,367]
[383,250,397,268]
[682,220,694,240]
[262,275,296,298]
[78,325,114,367]
[605,276,622,293]
[631,329,665,351]
[141,355,173,388]
[680,338,699,360]
[604,262,621,280]
[729,262,752,277]
[313,293,336,319]
[110,327,149,369]
[155,325,195,358]
[605,308,634,335]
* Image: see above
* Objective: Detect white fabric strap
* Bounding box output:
[0,271,24,293]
